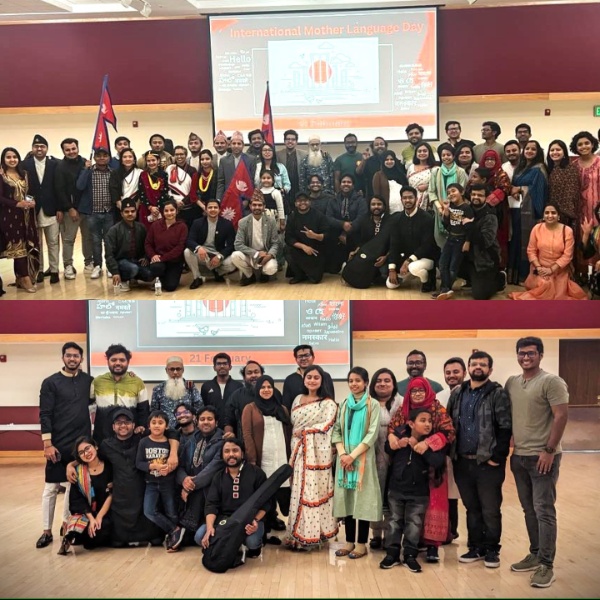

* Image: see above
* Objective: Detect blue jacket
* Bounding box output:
[76,166,113,215]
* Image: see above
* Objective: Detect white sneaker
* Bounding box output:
[90,266,102,279]
[118,282,130,292]
[106,271,113,278]
[84,264,94,274]
[64,265,76,280]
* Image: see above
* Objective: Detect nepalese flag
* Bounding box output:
[92,75,118,152]
[92,117,110,152]
[99,81,117,129]
[220,158,254,230]
[261,82,274,145]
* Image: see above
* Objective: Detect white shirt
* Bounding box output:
[251,217,264,251]
[34,157,46,183]
[503,161,521,208]
[388,179,404,214]
[261,416,289,486]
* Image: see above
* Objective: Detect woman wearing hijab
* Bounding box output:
[242,374,292,542]
[332,367,382,560]
[387,377,455,563]
[372,150,409,214]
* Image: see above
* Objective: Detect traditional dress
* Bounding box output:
[285,395,338,549]
[406,164,432,211]
[509,223,587,300]
[0,173,40,279]
[548,163,581,228]
[186,168,217,228]
[574,155,600,225]
[137,170,169,230]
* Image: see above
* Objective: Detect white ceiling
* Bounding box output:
[0,0,597,22]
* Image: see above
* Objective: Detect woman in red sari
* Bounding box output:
[388,377,455,563]
[138,151,169,230]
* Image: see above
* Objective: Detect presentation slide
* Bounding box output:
[88,300,351,381]
[208,7,438,143]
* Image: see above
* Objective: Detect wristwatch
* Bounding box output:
[543,446,556,454]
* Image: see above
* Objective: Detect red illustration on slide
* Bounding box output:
[309,60,333,84]
[202,300,231,313]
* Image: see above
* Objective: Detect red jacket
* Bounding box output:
[145,219,187,263]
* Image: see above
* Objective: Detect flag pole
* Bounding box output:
[90,74,109,159]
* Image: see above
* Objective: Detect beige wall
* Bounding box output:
[0,337,560,410]
[2,98,599,161]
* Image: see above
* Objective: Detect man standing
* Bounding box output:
[55,137,89,279]
[386,186,439,293]
[196,439,269,559]
[284,192,329,285]
[216,131,257,211]
[277,129,307,203]
[200,353,244,428]
[515,124,532,151]
[212,131,229,169]
[136,133,173,169]
[184,199,236,289]
[474,122,506,163]
[151,356,203,428]
[505,337,569,589]
[247,129,265,159]
[105,199,152,292]
[438,357,467,407]
[92,343,149,444]
[36,342,94,549]
[447,351,512,569]
[502,139,521,183]
[299,134,334,193]
[333,133,364,192]
[223,361,266,438]
[401,123,436,165]
[282,345,335,410]
[187,133,203,171]
[445,121,475,149]
[23,134,60,284]
[356,136,387,198]
[232,192,280,286]
[108,136,131,169]
[397,350,443,398]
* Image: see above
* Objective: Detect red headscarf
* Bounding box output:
[402,376,437,420]
[481,149,502,179]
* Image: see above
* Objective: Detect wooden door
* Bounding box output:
[559,340,600,407]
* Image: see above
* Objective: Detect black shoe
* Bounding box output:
[421,282,435,293]
[258,273,269,283]
[214,273,225,283]
[167,526,186,551]
[370,536,383,550]
[36,272,45,284]
[459,548,485,563]
[498,270,507,292]
[271,518,286,531]
[240,274,256,287]
[189,277,203,290]
[43,269,51,277]
[36,532,53,548]
[379,554,400,569]
[484,549,500,568]
[50,272,59,284]
[289,277,306,284]
[403,555,422,573]
[426,546,439,563]
[247,547,262,559]
[264,535,282,545]
[57,537,71,556]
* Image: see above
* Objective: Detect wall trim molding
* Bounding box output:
[353,329,600,340]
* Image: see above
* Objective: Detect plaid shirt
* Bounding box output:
[91,167,112,213]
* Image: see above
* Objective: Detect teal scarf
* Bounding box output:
[338,392,370,490]
[440,162,458,200]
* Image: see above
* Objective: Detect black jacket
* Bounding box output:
[468,204,501,272]
[105,220,147,275]
[22,155,59,216]
[389,209,440,266]
[176,427,226,489]
[447,379,512,465]
[55,156,86,211]
[200,377,244,429]
[185,216,235,258]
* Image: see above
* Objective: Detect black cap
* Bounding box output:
[112,408,134,422]
[94,147,110,156]
[33,134,49,147]
[121,198,137,212]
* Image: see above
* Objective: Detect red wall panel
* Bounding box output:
[1,5,599,109]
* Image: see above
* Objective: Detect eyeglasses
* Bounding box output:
[215,362,230,367]
[77,444,94,456]
[407,360,424,367]
[296,353,312,359]
[517,351,538,358]
[114,419,132,426]
[167,367,183,372]
[175,409,192,417]
[64,353,80,359]
[411,389,426,395]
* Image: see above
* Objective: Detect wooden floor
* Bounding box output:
[1,454,599,598]
[0,239,517,300]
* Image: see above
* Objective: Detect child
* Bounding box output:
[136,410,180,547]
[380,407,446,573]
[258,170,286,232]
[434,183,474,300]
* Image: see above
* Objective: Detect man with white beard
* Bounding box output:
[299,134,335,194]
[151,356,203,428]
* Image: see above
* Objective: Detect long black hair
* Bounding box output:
[369,368,398,412]
[1,147,26,178]
[515,140,545,176]
[412,142,436,168]
[546,139,571,173]
[301,365,335,400]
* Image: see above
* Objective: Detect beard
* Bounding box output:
[307,149,323,168]
[470,371,488,382]
[165,377,187,401]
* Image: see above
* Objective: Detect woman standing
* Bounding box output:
[0,147,39,292]
[509,141,548,284]
[332,367,382,560]
[372,150,408,214]
[368,368,402,550]
[57,436,113,555]
[186,149,216,229]
[145,199,187,292]
[109,149,142,217]
[254,142,291,195]
[388,377,455,563]
[406,142,435,211]
[509,202,587,300]
[242,375,292,541]
[455,142,479,179]
[547,140,581,230]
[138,151,169,230]
[285,365,338,551]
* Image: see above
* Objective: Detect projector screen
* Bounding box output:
[88,300,351,382]
[208,7,438,143]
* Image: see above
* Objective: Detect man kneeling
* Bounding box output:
[196,439,268,560]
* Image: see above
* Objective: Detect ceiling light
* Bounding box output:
[468,0,478,4]
[140,2,152,17]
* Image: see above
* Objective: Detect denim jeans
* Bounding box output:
[87,212,114,268]
[454,457,506,552]
[143,479,178,534]
[117,259,153,282]
[194,520,264,550]
[385,491,429,558]
[439,235,466,291]
[510,454,561,568]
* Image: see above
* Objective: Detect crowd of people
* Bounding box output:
[1,122,599,299]
[38,338,568,588]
